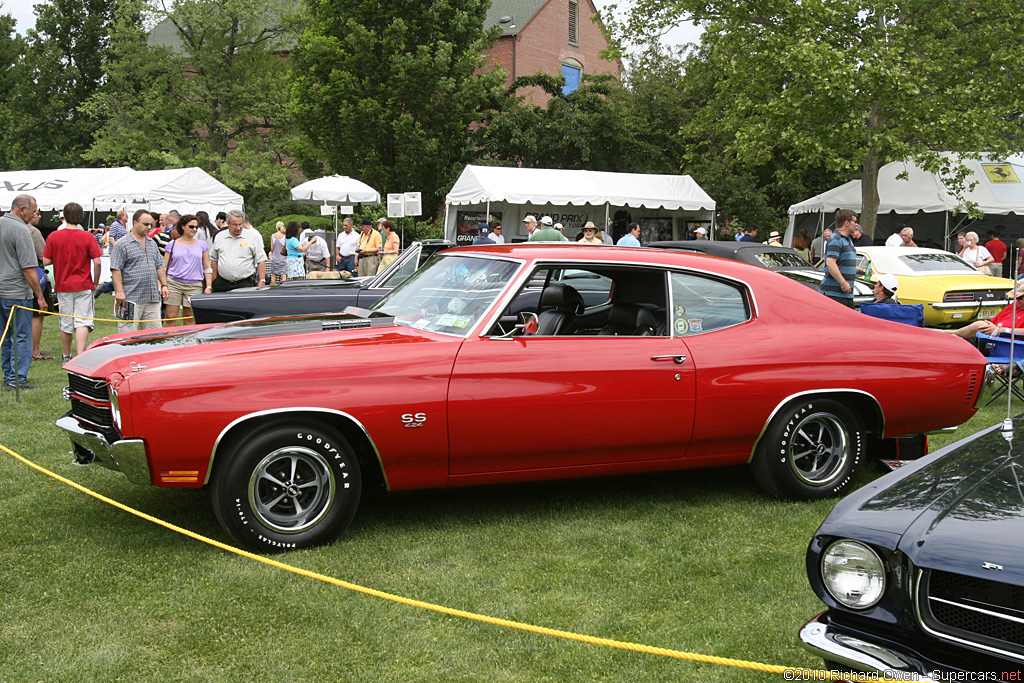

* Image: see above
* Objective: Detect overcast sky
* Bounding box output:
[3,0,701,47]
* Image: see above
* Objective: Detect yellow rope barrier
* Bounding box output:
[0,440,905,682]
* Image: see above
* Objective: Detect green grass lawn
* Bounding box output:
[0,303,1012,682]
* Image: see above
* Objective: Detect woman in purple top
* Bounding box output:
[163,214,212,325]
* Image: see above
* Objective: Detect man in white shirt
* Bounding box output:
[885,225,906,247]
[335,218,359,274]
[489,222,505,244]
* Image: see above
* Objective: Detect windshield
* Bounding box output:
[372,255,520,336]
[753,251,810,268]
[897,253,977,273]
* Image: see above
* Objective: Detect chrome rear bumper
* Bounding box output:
[56,414,151,485]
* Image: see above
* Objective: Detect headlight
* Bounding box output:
[108,383,122,431]
[821,539,886,609]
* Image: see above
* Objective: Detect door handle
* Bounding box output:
[650,354,687,364]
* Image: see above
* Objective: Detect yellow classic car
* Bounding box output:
[853,247,1014,326]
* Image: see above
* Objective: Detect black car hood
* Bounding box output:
[819,420,1024,584]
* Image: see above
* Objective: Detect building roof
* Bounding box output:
[486,0,547,36]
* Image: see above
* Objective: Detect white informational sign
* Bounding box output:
[387,193,405,218]
[403,192,422,217]
[339,205,354,214]
[319,205,337,216]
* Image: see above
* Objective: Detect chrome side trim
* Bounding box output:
[914,569,1024,664]
[55,415,151,485]
[205,407,389,490]
[798,614,936,681]
[747,389,885,464]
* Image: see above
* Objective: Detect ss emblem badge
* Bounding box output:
[402,412,427,428]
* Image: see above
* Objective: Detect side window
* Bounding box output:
[669,272,750,336]
[377,244,422,289]
[557,269,613,307]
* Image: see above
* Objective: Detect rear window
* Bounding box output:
[753,251,809,268]
[898,253,976,273]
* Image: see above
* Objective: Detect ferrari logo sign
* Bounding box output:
[982,164,1021,184]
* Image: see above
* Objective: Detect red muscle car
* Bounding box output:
[57,244,986,551]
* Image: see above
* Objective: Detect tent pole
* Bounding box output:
[604,203,610,240]
[443,202,451,242]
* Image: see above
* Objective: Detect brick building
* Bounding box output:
[481,0,622,105]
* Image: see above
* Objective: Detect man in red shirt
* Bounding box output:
[984,230,1008,278]
[42,202,102,362]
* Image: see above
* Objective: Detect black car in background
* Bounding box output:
[800,419,1024,678]
[191,240,453,323]
[648,240,875,306]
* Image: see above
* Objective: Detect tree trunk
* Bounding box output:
[860,153,883,238]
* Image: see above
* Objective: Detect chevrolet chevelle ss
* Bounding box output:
[800,419,1024,677]
[57,244,987,551]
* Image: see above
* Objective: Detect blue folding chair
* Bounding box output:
[976,331,1024,406]
[859,303,925,327]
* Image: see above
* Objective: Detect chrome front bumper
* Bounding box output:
[799,614,937,682]
[56,414,152,485]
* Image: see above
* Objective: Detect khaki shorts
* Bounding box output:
[56,290,96,333]
[167,278,204,308]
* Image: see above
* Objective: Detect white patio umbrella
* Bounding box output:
[290,175,381,268]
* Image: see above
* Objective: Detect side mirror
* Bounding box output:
[494,311,539,339]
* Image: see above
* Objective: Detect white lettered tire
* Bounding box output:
[752,398,864,500]
[211,424,361,551]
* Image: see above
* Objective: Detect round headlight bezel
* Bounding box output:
[821,539,886,610]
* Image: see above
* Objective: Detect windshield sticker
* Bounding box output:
[688,319,703,333]
[412,318,431,330]
[453,317,472,328]
[437,314,458,327]
[675,319,689,334]
[674,306,686,317]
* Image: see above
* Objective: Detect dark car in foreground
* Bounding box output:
[648,240,875,306]
[800,418,1024,678]
[191,239,453,323]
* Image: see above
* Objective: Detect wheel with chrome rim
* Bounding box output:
[211,424,361,552]
[752,398,864,500]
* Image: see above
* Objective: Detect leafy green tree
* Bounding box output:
[606,0,1024,236]
[291,0,506,217]
[5,0,115,168]
[0,12,25,170]
[83,0,306,223]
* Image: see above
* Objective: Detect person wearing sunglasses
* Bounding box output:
[163,214,212,325]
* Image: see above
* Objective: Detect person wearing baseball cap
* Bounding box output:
[529,216,567,242]
[523,215,538,238]
[694,226,707,240]
[873,273,899,304]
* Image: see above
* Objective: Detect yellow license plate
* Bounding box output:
[978,308,1000,320]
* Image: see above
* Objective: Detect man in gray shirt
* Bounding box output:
[1,194,48,389]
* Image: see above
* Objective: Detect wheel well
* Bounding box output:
[207,410,389,494]
[748,390,885,463]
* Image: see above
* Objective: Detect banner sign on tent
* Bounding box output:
[455,211,501,245]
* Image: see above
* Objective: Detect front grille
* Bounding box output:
[918,569,1024,661]
[68,372,108,402]
[67,372,119,443]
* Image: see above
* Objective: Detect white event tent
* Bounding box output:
[1,166,243,219]
[444,165,716,244]
[786,155,1024,250]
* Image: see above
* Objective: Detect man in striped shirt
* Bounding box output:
[818,209,859,307]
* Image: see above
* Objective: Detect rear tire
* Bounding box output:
[211,424,361,552]
[752,398,864,500]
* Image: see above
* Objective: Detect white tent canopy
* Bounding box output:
[447,165,715,210]
[1,166,243,218]
[0,167,135,212]
[290,175,380,205]
[92,167,243,217]
[786,155,1024,249]
[444,165,716,244]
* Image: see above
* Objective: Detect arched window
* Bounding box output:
[561,58,583,95]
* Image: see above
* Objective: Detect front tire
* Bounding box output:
[211,424,361,552]
[752,398,864,500]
